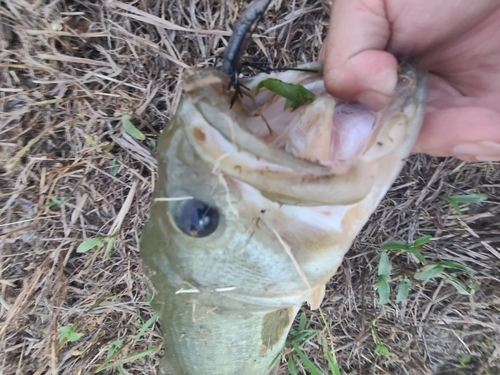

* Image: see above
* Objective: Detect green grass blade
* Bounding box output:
[380,241,410,251]
[299,312,307,331]
[288,356,299,375]
[322,337,341,375]
[133,313,158,346]
[443,273,479,295]
[444,193,488,204]
[292,343,324,375]
[96,346,160,372]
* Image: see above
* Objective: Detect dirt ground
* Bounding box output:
[1,1,499,374]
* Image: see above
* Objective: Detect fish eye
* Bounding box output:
[173,199,219,238]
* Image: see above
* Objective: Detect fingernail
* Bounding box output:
[357,90,391,111]
[452,141,500,161]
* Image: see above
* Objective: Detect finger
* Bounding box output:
[413,107,500,161]
[322,0,398,110]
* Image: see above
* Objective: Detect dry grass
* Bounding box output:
[0,1,498,374]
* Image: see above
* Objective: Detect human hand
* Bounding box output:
[321,0,500,161]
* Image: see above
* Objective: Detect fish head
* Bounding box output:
[141,61,427,374]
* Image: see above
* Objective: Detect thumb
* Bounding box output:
[322,0,398,111]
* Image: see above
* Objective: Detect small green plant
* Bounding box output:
[107,339,124,358]
[280,312,341,375]
[77,237,105,253]
[373,251,392,304]
[77,235,117,258]
[58,325,83,342]
[133,313,159,346]
[122,114,145,140]
[85,135,96,146]
[110,158,120,176]
[459,354,471,367]
[441,193,488,215]
[375,235,479,304]
[43,196,64,208]
[370,314,391,358]
[414,261,479,295]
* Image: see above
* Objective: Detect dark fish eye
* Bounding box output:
[174,199,219,238]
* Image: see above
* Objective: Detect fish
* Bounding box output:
[139,2,428,374]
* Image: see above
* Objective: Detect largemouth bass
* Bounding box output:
[141,2,427,373]
[140,58,427,374]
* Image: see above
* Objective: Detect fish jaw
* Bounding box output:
[140,61,428,374]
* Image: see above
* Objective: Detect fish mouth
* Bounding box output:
[180,61,427,207]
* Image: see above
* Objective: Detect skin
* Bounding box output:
[321,0,500,161]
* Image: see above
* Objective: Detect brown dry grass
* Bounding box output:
[0,1,499,374]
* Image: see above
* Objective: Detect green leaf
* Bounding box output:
[288,329,317,345]
[43,197,64,208]
[110,159,120,176]
[58,325,83,342]
[396,277,411,302]
[95,346,160,373]
[378,251,392,276]
[436,260,477,275]
[256,78,315,111]
[382,239,426,263]
[443,273,478,295]
[407,248,426,265]
[413,235,432,247]
[380,241,410,251]
[299,312,307,332]
[414,264,445,280]
[149,139,157,152]
[444,193,488,204]
[104,236,117,260]
[287,356,298,375]
[292,343,323,375]
[441,193,488,215]
[133,313,159,346]
[85,136,96,146]
[322,338,341,375]
[77,237,104,253]
[122,115,145,140]
[375,344,391,357]
[459,354,471,367]
[268,353,280,370]
[374,276,390,305]
[107,339,124,358]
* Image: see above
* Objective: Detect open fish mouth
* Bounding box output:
[140,1,428,374]
[180,61,426,206]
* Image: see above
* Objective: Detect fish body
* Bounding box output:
[140,61,427,374]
